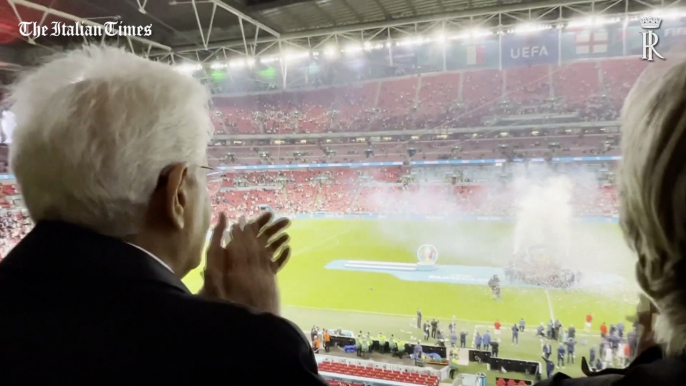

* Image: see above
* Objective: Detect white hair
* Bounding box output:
[619,60,686,356]
[7,46,213,237]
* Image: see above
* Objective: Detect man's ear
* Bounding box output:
[163,163,190,230]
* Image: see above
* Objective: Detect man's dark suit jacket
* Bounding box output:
[0,221,327,385]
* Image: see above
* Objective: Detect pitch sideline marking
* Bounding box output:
[545,289,556,321]
[287,304,601,338]
[287,304,497,325]
[292,229,348,256]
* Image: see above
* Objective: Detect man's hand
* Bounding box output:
[200,212,291,315]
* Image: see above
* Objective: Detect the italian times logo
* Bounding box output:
[640,16,665,61]
[18,21,152,39]
[417,245,438,265]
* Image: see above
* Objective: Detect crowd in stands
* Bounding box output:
[0,163,618,254]
[0,179,29,259]
[209,132,620,167]
[203,58,635,168]
[0,59,631,258]
[210,58,645,136]
[0,211,30,258]
[209,166,617,221]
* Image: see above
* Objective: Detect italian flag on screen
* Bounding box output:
[466,44,487,65]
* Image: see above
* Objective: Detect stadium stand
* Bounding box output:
[0,42,631,269]
[319,360,440,386]
[204,165,618,220]
[208,132,618,166]
[200,57,632,168]
[209,57,639,136]
[0,52,628,253]
[0,161,619,257]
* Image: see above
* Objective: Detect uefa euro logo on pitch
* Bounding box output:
[640,16,665,61]
[417,244,438,265]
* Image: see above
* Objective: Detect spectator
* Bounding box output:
[0,47,325,385]
[323,329,331,352]
[533,60,686,385]
[600,322,608,337]
[312,336,321,354]
[413,341,423,359]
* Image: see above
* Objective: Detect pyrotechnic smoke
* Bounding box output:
[511,174,574,259]
[361,165,635,280]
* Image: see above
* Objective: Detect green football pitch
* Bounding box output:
[183,218,639,379]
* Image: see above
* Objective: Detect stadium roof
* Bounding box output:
[0,0,678,66]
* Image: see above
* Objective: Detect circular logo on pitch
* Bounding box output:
[417,244,438,264]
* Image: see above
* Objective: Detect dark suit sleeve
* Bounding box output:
[535,378,554,386]
[266,318,328,385]
[534,374,623,386]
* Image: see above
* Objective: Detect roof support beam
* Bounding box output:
[309,2,338,26]
[340,0,365,22]
[191,0,218,50]
[8,0,171,51]
[280,6,311,29]
[163,0,603,54]
[268,0,610,36]
[401,0,418,16]
[371,0,391,17]
[209,0,281,37]
[247,0,315,11]
[239,17,249,56]
[136,0,149,13]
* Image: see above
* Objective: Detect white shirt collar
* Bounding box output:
[126,242,174,273]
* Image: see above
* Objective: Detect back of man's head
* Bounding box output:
[7,46,213,238]
[620,59,686,356]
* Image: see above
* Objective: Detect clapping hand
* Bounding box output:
[200,211,291,315]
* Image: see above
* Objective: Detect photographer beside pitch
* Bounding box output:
[0,47,326,384]
[535,61,686,386]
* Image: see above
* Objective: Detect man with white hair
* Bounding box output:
[534,61,686,385]
[0,47,326,384]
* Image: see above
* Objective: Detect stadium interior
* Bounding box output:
[1,0,685,384]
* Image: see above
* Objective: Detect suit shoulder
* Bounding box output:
[172,295,309,345]
[174,297,323,383]
[535,375,623,386]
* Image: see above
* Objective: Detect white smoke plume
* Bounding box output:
[359,164,636,284]
[511,174,574,259]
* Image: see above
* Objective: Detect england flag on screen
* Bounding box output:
[575,30,609,55]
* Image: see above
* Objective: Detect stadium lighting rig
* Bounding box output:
[7,0,683,77]
[180,5,685,75]
[566,16,623,28]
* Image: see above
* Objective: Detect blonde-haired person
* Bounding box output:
[535,60,686,385]
[0,46,326,385]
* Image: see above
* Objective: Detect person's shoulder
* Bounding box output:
[173,294,309,344]
[535,374,623,386]
[169,296,326,384]
[619,357,686,386]
[537,356,686,386]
